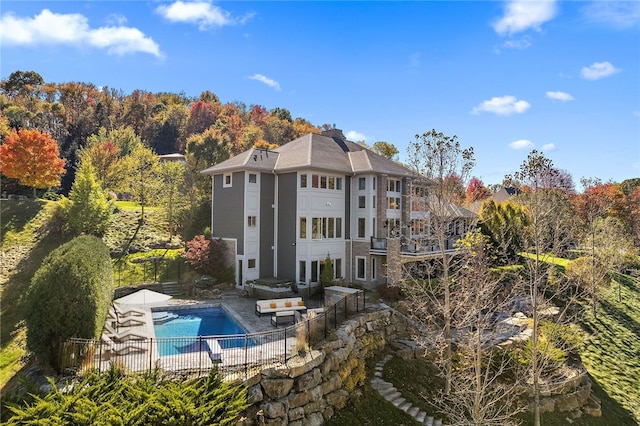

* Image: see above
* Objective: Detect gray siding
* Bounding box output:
[260,173,275,278]
[213,172,245,254]
[277,173,297,280]
[344,176,351,239]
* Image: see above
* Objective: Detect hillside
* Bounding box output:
[0,199,176,390]
[2,200,639,425]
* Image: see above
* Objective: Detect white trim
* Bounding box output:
[223,173,232,188]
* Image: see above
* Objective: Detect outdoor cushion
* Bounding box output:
[298,301,305,306]
[285,301,292,307]
[270,303,277,309]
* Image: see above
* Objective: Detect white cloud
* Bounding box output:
[541,143,556,152]
[248,74,281,91]
[581,61,620,80]
[581,1,640,29]
[492,0,558,36]
[495,36,532,53]
[156,1,252,30]
[509,139,534,150]
[0,9,161,57]
[471,95,531,116]
[346,130,368,142]
[546,91,574,101]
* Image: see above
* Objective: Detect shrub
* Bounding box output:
[377,283,405,302]
[182,235,233,281]
[25,235,113,370]
[5,365,248,425]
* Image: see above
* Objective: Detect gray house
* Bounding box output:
[201,129,475,290]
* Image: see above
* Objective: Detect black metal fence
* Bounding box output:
[60,289,366,380]
[113,256,186,287]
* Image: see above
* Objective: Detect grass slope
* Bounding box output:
[1,200,69,388]
[0,200,179,390]
[579,273,640,424]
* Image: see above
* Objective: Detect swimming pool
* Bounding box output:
[153,306,251,356]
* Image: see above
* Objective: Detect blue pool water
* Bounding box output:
[153,306,251,356]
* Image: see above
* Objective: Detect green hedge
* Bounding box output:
[5,366,248,425]
[25,235,113,370]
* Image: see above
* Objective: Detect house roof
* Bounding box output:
[201,131,415,178]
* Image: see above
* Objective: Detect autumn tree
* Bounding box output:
[0,128,66,198]
[187,100,218,136]
[372,141,399,160]
[79,139,124,193]
[405,129,475,394]
[466,176,490,204]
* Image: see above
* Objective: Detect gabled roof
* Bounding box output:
[201,131,415,178]
[201,148,279,174]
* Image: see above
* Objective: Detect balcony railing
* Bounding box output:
[369,236,460,256]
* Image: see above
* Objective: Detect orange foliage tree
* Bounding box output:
[0,129,66,197]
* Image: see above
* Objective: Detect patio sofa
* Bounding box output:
[255,297,306,316]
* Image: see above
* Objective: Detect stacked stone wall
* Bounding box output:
[238,309,409,425]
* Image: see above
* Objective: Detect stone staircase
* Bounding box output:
[371,355,443,426]
[161,281,183,297]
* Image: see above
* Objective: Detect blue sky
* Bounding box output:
[1,1,639,189]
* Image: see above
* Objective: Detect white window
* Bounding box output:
[336,178,343,190]
[248,259,256,268]
[388,197,401,209]
[356,257,366,280]
[335,258,342,279]
[248,173,257,183]
[359,177,366,190]
[372,257,377,280]
[247,216,257,227]
[388,179,400,192]
[358,218,366,238]
[223,173,232,188]
[300,174,307,188]
[299,261,306,282]
[311,260,319,282]
[358,196,366,209]
[299,217,307,239]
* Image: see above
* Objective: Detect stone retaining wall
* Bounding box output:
[238,308,409,425]
[532,367,601,418]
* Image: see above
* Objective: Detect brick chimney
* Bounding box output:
[321,128,346,141]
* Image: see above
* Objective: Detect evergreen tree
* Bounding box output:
[61,162,112,236]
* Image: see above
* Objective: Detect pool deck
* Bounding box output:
[149,289,325,334]
[97,290,327,373]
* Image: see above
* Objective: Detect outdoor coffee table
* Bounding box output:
[271,310,295,327]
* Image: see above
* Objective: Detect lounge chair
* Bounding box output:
[101,334,149,357]
[109,315,146,328]
[104,323,151,342]
[109,304,146,318]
